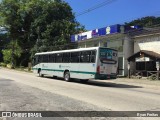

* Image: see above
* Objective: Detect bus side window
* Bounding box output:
[48,54,55,63]
[70,52,80,63]
[90,51,96,63]
[40,55,43,63]
[80,51,91,63]
[48,54,52,62]
[38,55,41,63]
[43,55,48,63]
[52,54,55,63]
[63,53,70,63]
[42,55,45,63]
[36,55,39,64]
[56,53,62,63]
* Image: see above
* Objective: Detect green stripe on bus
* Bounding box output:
[42,69,63,72]
[32,68,96,75]
[70,71,95,74]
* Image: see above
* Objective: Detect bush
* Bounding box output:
[6,64,12,69]
[0,62,7,67]
[149,74,157,80]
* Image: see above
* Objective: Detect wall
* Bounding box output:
[134,34,160,54]
[123,36,134,76]
[77,34,133,76]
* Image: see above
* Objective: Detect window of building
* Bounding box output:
[103,42,107,47]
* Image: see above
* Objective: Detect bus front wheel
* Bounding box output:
[64,71,70,82]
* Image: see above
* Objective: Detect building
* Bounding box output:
[128,28,160,79]
[71,24,141,76]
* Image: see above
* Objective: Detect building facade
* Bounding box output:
[134,32,160,54]
[128,29,160,77]
[71,24,138,76]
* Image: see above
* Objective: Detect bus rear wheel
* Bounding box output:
[38,70,44,77]
[64,71,70,82]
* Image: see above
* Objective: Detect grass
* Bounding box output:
[0,64,32,73]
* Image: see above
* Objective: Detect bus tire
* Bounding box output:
[38,70,44,77]
[64,71,70,82]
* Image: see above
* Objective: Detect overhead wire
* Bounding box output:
[1,22,160,51]
[76,0,117,17]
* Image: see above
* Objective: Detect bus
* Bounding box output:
[32,47,118,82]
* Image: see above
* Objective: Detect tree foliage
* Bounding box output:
[0,0,85,66]
[2,40,22,66]
[125,16,160,27]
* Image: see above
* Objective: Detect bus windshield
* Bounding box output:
[99,48,117,64]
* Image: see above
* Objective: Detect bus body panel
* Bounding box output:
[32,47,118,80]
[75,63,96,79]
[33,63,96,79]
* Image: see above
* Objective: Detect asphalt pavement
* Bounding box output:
[0,68,160,120]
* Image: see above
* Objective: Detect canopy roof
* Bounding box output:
[128,50,160,62]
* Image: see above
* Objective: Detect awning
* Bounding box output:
[128,50,160,62]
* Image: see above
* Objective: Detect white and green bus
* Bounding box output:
[32,47,118,82]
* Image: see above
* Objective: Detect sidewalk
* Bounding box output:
[109,77,160,90]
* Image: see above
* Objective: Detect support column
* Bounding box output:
[128,62,131,78]
[156,61,160,80]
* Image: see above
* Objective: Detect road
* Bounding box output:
[0,68,160,120]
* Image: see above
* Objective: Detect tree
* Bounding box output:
[0,0,85,66]
[125,16,160,27]
[0,27,9,62]
[29,0,84,54]
[2,40,22,67]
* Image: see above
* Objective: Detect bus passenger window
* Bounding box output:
[63,53,70,63]
[52,54,55,63]
[48,54,55,63]
[80,51,91,63]
[48,54,51,62]
[56,53,62,63]
[70,52,80,63]
[38,55,42,63]
[90,51,96,63]
[43,55,48,63]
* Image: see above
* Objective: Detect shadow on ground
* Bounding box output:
[43,76,142,89]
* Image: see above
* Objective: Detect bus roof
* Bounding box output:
[35,47,116,55]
